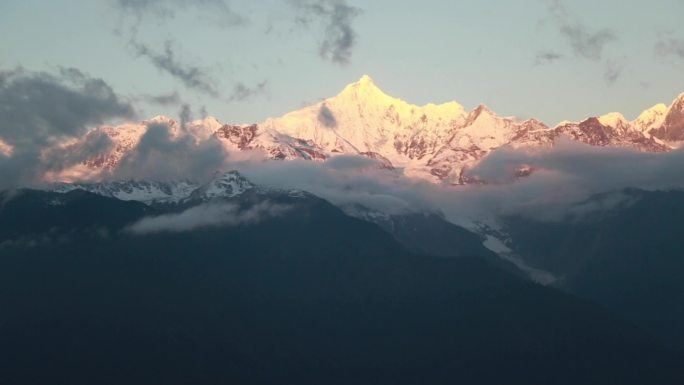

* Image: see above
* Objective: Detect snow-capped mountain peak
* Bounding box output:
[668,92,684,116]
[634,103,668,132]
[333,74,393,107]
[675,92,684,104]
[258,75,471,178]
[186,116,223,141]
[146,115,178,127]
[646,92,684,143]
[598,112,628,128]
[43,75,684,184]
[338,75,387,97]
[332,75,466,120]
[466,104,500,124]
[194,171,254,200]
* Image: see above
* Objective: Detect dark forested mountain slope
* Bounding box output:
[0,189,682,385]
[503,189,684,350]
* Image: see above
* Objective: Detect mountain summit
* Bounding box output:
[49,76,684,184]
[338,74,386,99]
[649,92,684,142]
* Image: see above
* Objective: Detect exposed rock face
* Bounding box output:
[649,94,684,143]
[215,124,258,150]
[554,117,669,152]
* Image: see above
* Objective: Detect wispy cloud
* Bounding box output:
[655,36,684,59]
[131,39,220,97]
[127,201,291,234]
[229,81,268,102]
[113,1,254,102]
[558,24,617,62]
[542,0,617,62]
[129,41,268,103]
[317,104,337,128]
[178,104,193,128]
[290,0,362,65]
[112,0,246,29]
[144,91,181,106]
[538,0,620,85]
[603,60,623,85]
[534,50,563,65]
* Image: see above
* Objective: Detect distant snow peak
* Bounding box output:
[349,74,375,91]
[335,74,401,109]
[358,74,374,85]
[335,75,465,119]
[52,171,255,205]
[598,112,628,128]
[52,180,198,204]
[198,171,254,200]
[645,92,684,143]
[346,74,379,93]
[634,104,668,132]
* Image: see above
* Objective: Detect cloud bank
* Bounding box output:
[244,164,421,216]
[3,66,684,229]
[229,138,684,228]
[455,138,684,221]
[111,122,229,182]
[0,67,135,189]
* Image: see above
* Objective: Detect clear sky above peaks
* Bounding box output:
[2,0,683,126]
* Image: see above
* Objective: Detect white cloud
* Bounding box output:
[127,201,291,234]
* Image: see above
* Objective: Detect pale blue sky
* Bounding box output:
[2,0,683,125]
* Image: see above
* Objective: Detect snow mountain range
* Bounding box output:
[53,171,255,205]
[52,170,310,206]
[61,75,684,184]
